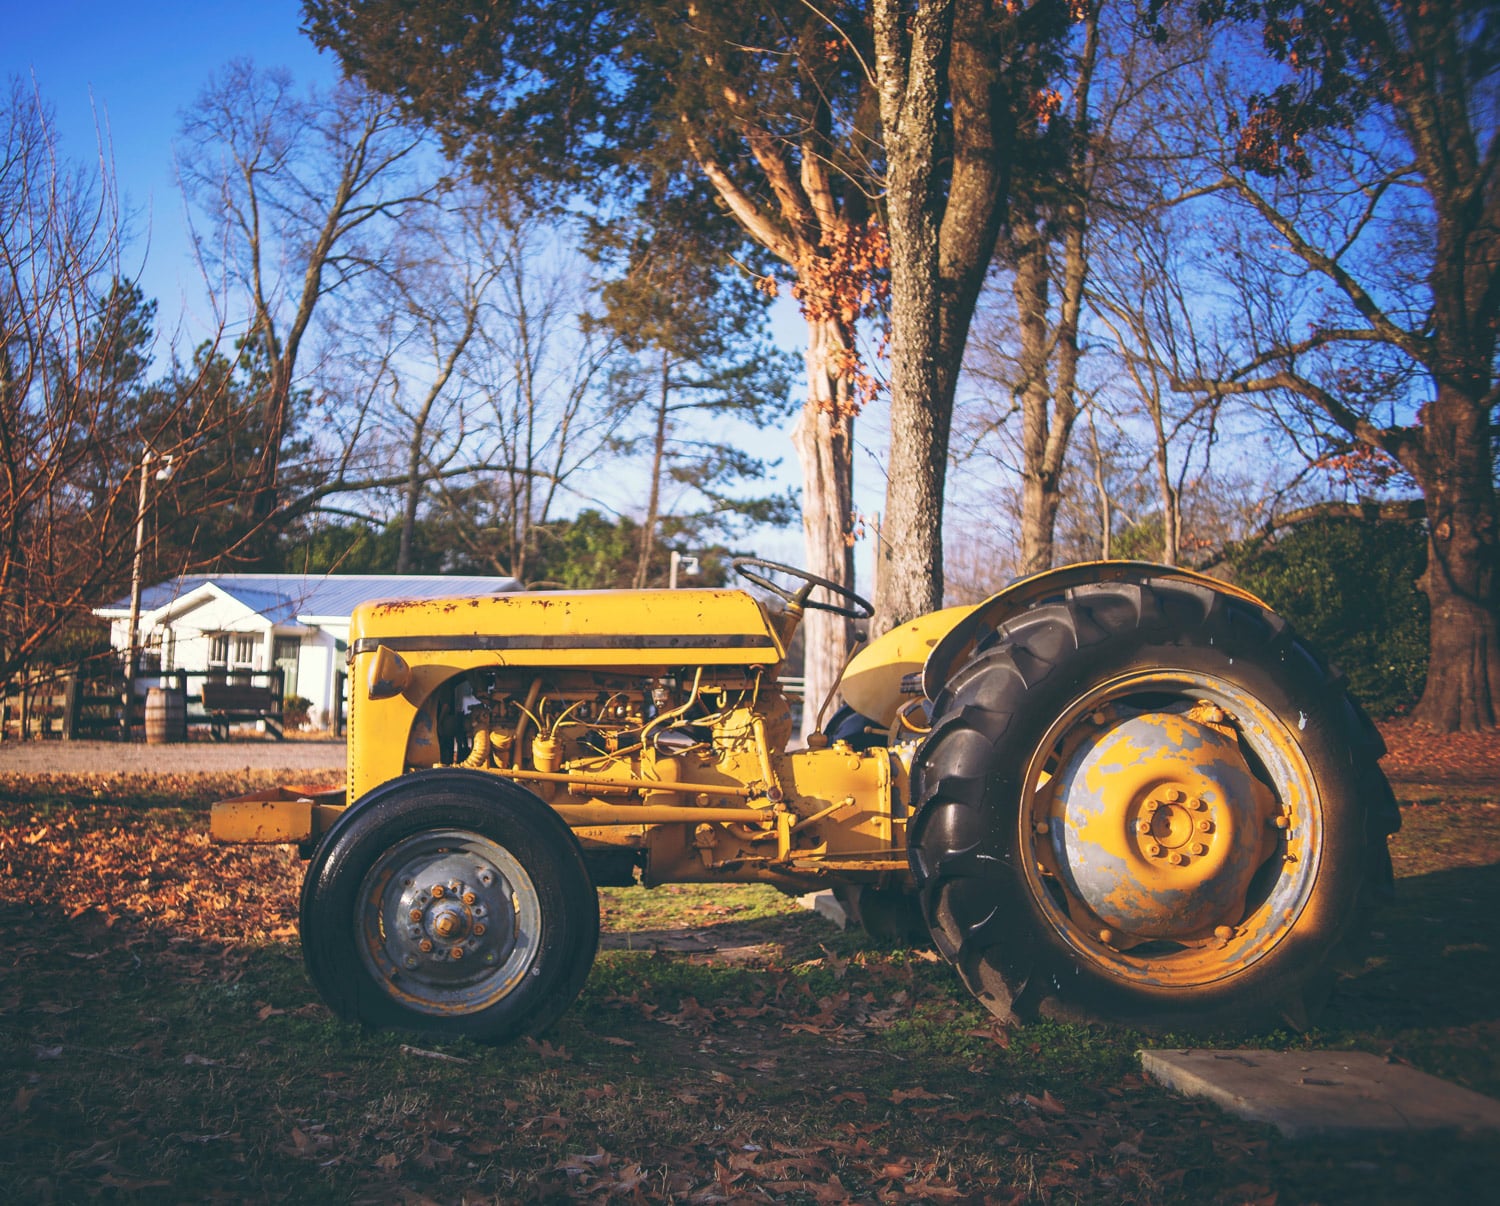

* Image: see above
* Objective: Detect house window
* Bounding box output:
[233,634,257,668]
[208,633,259,680]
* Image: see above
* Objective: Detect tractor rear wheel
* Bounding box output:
[910,578,1397,1034]
[301,769,599,1043]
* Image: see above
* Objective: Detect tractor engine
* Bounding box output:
[342,587,905,894]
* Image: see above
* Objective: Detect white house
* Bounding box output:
[95,574,520,730]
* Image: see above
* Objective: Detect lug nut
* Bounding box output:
[1034,820,1050,835]
[1190,797,1206,811]
[1168,852,1186,866]
[431,885,445,899]
[1137,820,1153,834]
[1147,843,1163,858]
[1191,842,1208,856]
[450,947,464,960]
[409,909,423,922]
[419,939,433,952]
[1197,819,1213,832]
[462,892,477,905]
[1163,788,1184,803]
[473,924,486,936]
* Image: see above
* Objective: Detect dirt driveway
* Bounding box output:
[0,737,346,775]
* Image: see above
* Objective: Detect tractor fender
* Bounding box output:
[840,604,979,728]
[920,560,1270,699]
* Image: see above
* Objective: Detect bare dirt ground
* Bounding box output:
[0,735,346,775]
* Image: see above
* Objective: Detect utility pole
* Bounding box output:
[122,450,175,737]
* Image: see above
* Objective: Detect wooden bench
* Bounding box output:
[200,682,284,741]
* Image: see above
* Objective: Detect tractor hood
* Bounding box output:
[348,588,787,668]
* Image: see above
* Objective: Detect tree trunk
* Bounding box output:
[1087,408,1112,558]
[791,317,855,738]
[1015,227,1056,575]
[1410,382,1500,730]
[1147,392,1178,567]
[634,350,670,589]
[397,443,421,574]
[250,360,292,525]
[871,0,953,638]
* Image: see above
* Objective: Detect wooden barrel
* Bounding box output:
[145,687,186,744]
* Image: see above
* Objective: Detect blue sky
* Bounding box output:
[7,1,335,341]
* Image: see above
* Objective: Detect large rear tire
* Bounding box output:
[301,769,599,1043]
[910,578,1397,1034]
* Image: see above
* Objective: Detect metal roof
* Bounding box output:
[100,573,522,624]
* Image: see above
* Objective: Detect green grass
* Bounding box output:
[0,779,1496,1202]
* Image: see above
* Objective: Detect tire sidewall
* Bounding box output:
[914,583,1372,1030]
[301,769,599,1041]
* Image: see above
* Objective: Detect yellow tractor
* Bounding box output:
[213,559,1397,1042]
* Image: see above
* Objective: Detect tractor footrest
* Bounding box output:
[211,784,346,844]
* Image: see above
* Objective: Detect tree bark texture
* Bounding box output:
[1013,223,1082,576]
[1409,382,1499,730]
[791,318,856,736]
[871,0,955,638]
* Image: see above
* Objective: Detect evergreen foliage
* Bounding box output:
[1229,516,1429,717]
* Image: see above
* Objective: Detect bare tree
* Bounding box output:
[176,61,429,525]
[0,80,255,682]
[1164,3,1499,730]
[322,185,504,573]
[1089,205,1233,567]
[424,210,628,583]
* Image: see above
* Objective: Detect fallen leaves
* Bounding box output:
[1380,719,1500,784]
[4,766,1487,1203]
[0,784,304,954]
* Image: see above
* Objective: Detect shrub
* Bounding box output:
[283,695,313,731]
[1228,515,1428,718]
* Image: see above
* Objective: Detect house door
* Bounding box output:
[272,636,301,699]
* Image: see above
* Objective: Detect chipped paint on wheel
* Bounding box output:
[1022,670,1324,989]
[1045,713,1279,939]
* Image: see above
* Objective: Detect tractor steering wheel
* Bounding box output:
[731,557,874,620]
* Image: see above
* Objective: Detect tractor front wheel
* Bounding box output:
[300,769,599,1043]
[910,578,1396,1034]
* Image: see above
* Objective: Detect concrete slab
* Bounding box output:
[795,890,850,929]
[1140,1048,1500,1138]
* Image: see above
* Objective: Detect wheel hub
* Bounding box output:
[356,830,542,1014]
[1042,712,1280,940]
[398,876,507,971]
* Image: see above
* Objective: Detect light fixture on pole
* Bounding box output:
[668,551,700,590]
[123,449,176,736]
